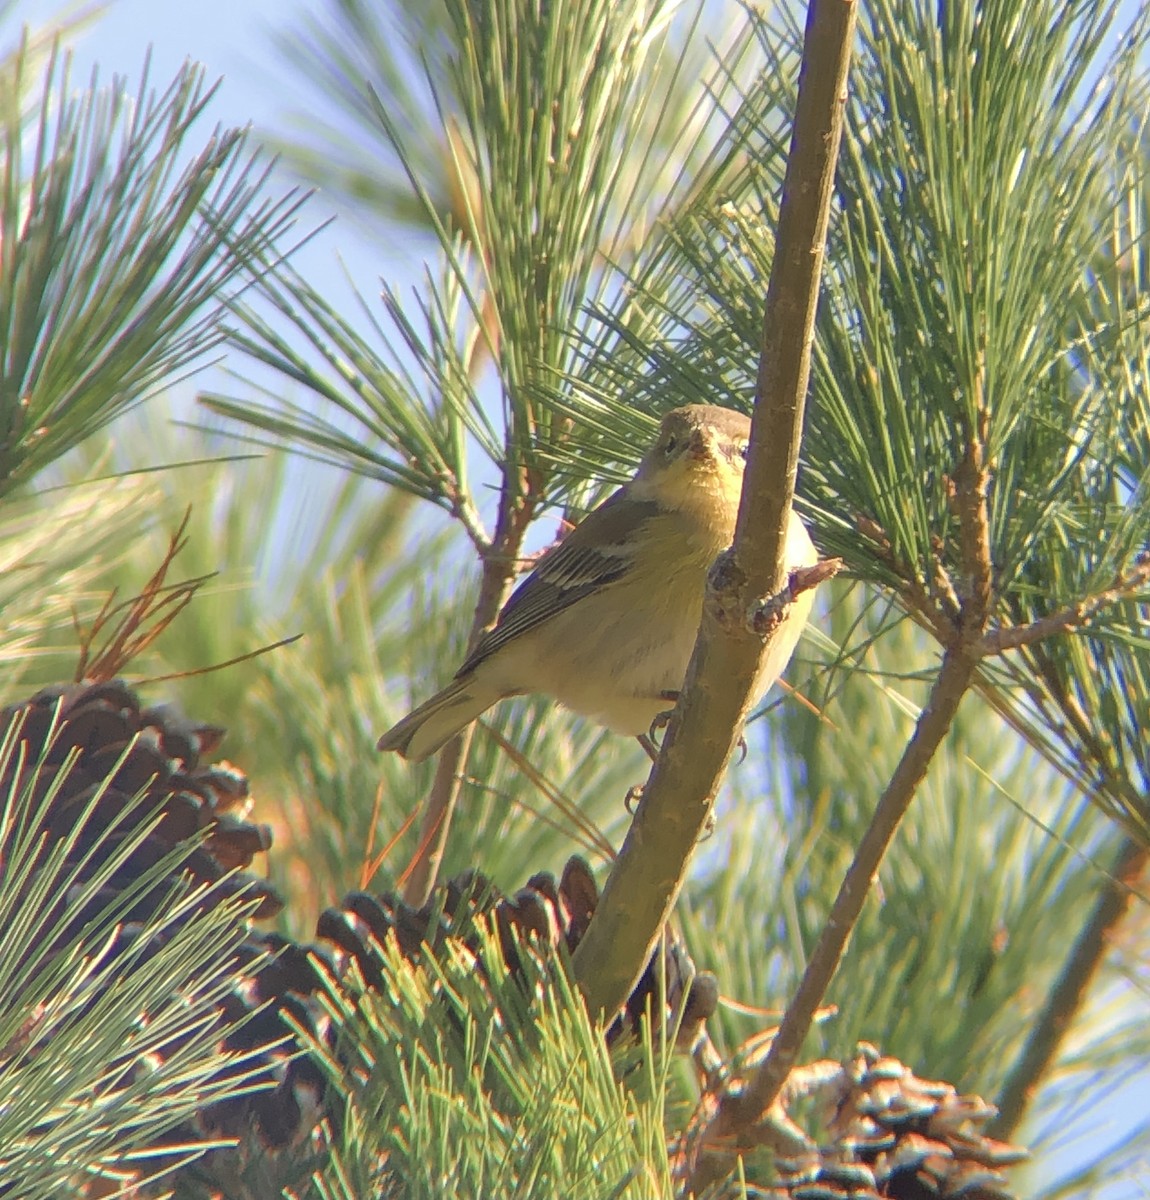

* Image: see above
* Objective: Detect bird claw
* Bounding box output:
[637,696,678,761]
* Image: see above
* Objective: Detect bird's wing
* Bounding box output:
[457,488,659,676]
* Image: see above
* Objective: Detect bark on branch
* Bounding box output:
[572,0,857,1024]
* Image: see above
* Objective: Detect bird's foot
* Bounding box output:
[638,697,679,761]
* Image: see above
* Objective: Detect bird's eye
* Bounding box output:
[738,441,749,461]
[663,435,679,457]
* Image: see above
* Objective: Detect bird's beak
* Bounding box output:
[687,427,715,462]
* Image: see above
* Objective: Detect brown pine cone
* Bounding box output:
[0,680,320,1197]
[0,680,718,1196]
[774,1043,1028,1199]
[0,680,281,919]
[317,855,718,1053]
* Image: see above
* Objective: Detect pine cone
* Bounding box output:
[317,855,719,1053]
[775,1043,1028,1200]
[2,679,720,1192]
[3,681,1033,1200]
[0,680,323,1197]
[0,680,281,920]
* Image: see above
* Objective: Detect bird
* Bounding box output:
[377,404,818,762]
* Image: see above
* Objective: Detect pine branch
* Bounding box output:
[402,493,538,905]
[975,555,1150,657]
[989,834,1150,1140]
[572,0,856,1022]
[691,641,978,1188]
[0,49,306,497]
[690,307,1000,1186]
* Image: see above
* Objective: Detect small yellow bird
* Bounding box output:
[377,405,817,762]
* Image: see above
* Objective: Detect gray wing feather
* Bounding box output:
[457,489,656,676]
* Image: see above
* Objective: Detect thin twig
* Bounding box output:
[477,721,617,860]
[146,633,303,683]
[976,556,1150,657]
[573,562,833,1023]
[74,509,214,681]
[690,323,1000,1188]
[953,389,993,630]
[697,643,977,1155]
[1022,641,1131,821]
[399,771,459,895]
[443,472,492,554]
[989,835,1149,1139]
[361,793,421,890]
[402,489,537,907]
[854,512,956,644]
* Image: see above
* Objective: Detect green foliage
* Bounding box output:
[814,0,1141,582]
[270,0,460,233]
[38,414,644,934]
[310,926,679,1200]
[0,31,330,1197]
[0,718,271,1197]
[0,41,306,501]
[217,0,1147,1188]
[2,0,1148,1195]
[818,0,1150,840]
[0,474,171,693]
[207,0,745,538]
[682,586,1141,1110]
[568,0,1150,840]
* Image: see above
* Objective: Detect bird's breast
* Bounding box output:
[479,513,714,733]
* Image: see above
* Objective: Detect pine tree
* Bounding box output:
[2,0,1148,1197]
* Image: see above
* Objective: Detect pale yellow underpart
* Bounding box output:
[382,501,816,763]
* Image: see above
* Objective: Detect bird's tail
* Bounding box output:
[376,677,499,762]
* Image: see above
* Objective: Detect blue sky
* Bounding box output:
[15,0,402,382]
[13,0,425,576]
[18,0,290,110]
